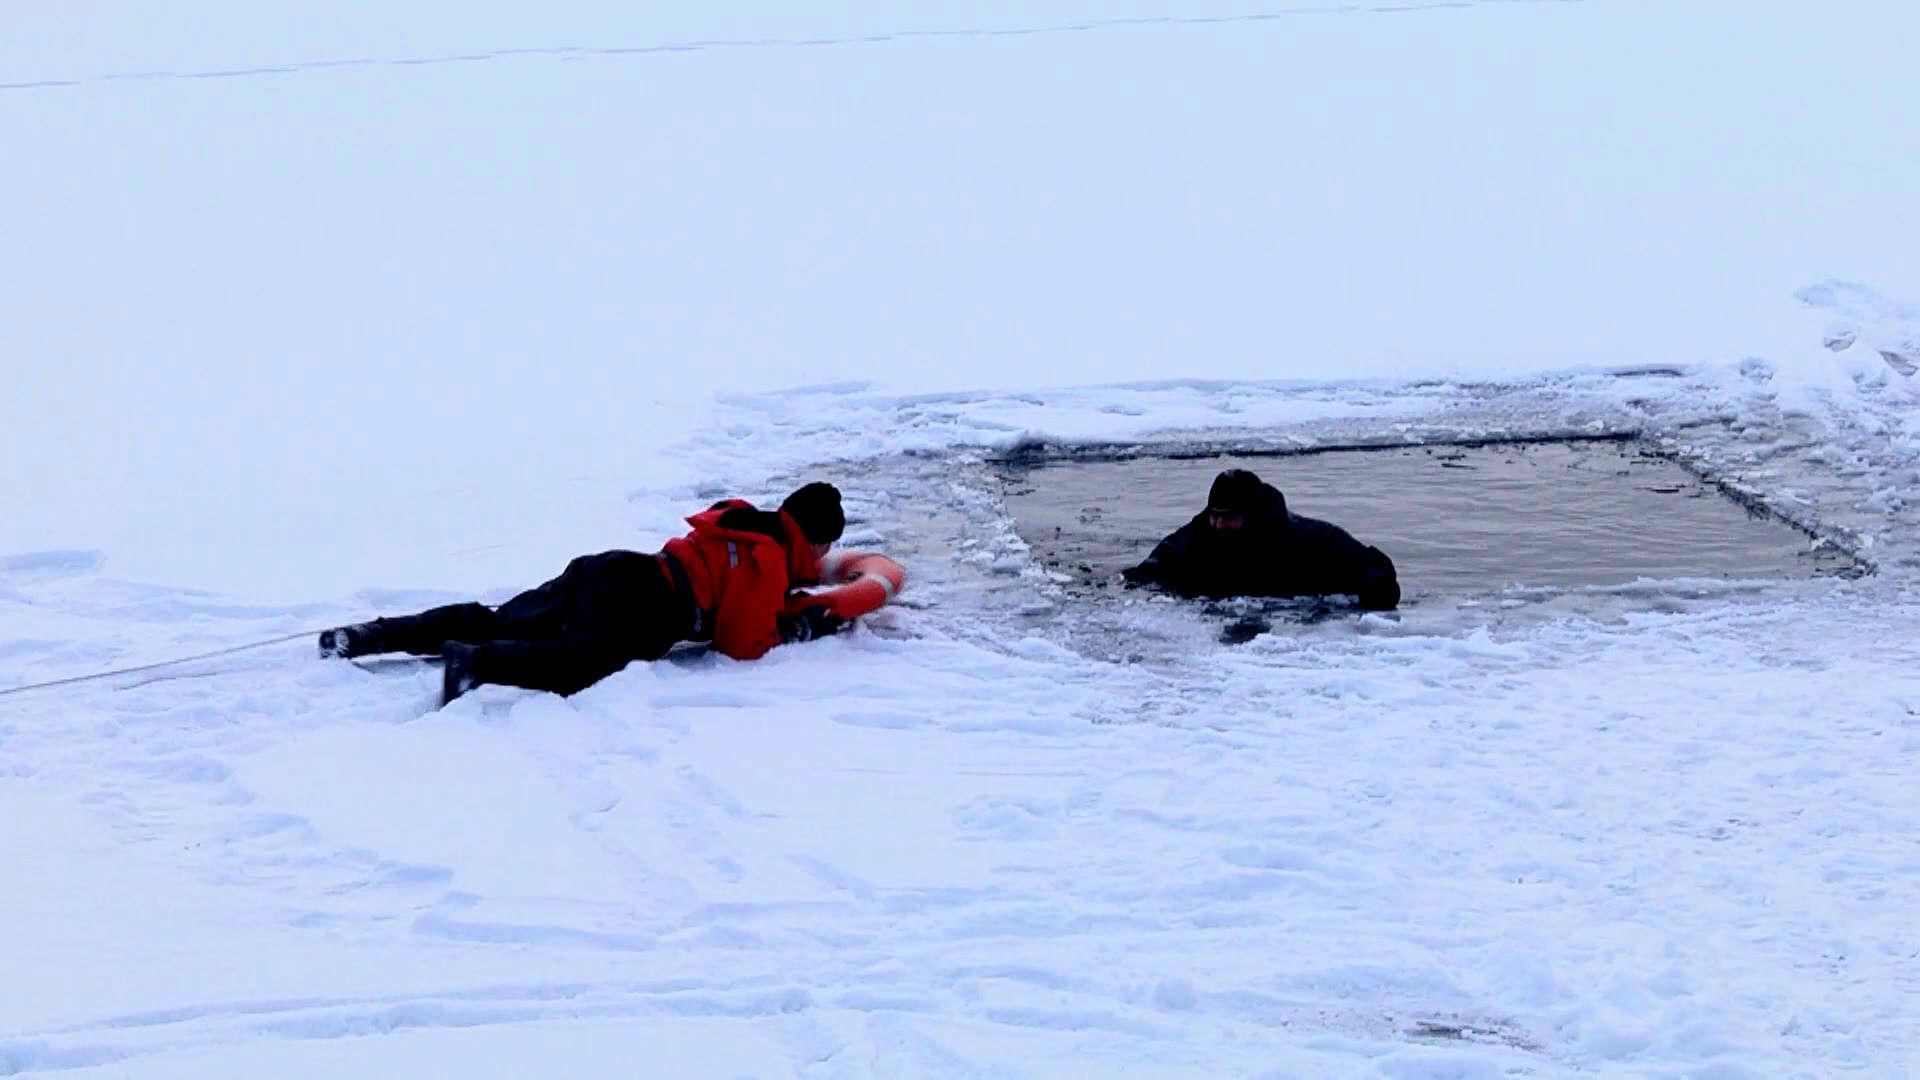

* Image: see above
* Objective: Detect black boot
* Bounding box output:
[318,622,385,659]
[441,641,481,706]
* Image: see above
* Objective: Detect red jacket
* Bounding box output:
[662,500,822,661]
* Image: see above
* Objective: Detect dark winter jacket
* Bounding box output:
[1122,479,1400,610]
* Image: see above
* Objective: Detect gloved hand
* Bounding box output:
[1120,561,1157,589]
[778,604,844,644]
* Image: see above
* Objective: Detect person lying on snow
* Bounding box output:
[317,482,850,705]
[1121,468,1400,611]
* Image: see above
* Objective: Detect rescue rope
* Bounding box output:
[0,630,320,700]
[4,4,1566,96]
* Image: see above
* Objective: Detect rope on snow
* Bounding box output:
[0,630,321,699]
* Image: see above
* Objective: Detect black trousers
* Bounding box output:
[367,550,686,695]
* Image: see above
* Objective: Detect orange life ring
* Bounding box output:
[784,552,907,621]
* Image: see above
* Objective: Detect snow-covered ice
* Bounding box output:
[5,2,1920,1076]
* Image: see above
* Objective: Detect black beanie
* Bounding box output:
[781,482,845,544]
[1207,469,1268,515]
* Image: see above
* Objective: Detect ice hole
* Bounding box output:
[999,438,1861,596]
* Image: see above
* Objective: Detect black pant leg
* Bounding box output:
[558,551,687,662]
[491,561,581,636]
[370,603,504,656]
[468,639,634,696]
[465,552,688,696]
[419,551,685,696]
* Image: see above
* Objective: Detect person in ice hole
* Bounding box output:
[1122,468,1400,611]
